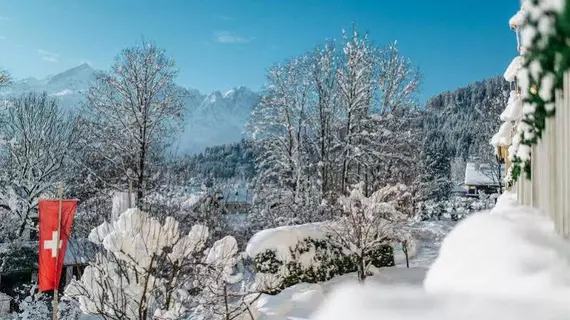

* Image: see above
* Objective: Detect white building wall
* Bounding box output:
[517,72,570,239]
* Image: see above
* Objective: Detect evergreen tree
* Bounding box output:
[420,121,452,201]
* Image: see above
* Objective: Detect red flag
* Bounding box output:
[38,199,78,292]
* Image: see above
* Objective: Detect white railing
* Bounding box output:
[516,72,570,239]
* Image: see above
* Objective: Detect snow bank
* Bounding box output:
[246,223,327,262]
[311,284,570,320]
[254,268,425,320]
[255,283,324,320]
[493,191,518,210]
[424,198,570,300]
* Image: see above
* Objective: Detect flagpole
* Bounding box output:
[128,180,133,208]
[52,182,63,320]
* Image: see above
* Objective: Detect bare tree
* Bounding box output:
[83,41,184,204]
[246,55,320,225]
[473,150,504,194]
[0,92,79,240]
[308,42,340,198]
[377,41,421,114]
[335,27,377,192]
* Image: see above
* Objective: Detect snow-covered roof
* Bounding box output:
[464,162,504,186]
[451,184,467,193]
[64,238,98,266]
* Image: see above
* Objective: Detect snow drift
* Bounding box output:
[424,193,570,300]
[312,193,570,320]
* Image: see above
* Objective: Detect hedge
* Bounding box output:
[252,235,394,293]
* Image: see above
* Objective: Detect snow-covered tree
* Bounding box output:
[362,109,424,197]
[0,92,79,240]
[191,241,265,320]
[0,68,10,86]
[420,117,452,201]
[65,208,259,320]
[11,283,51,320]
[377,41,421,114]
[82,41,184,204]
[247,54,322,227]
[307,41,340,198]
[335,26,377,192]
[327,182,408,282]
[247,25,422,230]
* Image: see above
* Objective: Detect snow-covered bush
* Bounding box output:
[57,296,83,320]
[418,196,496,221]
[10,283,50,320]
[328,183,408,281]
[247,223,394,293]
[65,208,250,320]
[141,186,233,245]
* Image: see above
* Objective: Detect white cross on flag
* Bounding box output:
[38,199,78,292]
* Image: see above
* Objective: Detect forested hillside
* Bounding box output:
[425,76,511,161]
[172,140,256,183]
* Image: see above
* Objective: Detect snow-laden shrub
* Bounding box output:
[329,183,408,282]
[247,223,394,293]
[65,208,253,320]
[418,196,496,221]
[141,187,233,245]
[9,283,50,320]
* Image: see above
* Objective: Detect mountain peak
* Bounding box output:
[46,63,96,87]
[70,62,94,73]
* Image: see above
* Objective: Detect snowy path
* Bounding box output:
[395,220,457,268]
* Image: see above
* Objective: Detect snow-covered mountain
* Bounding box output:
[175,86,259,154]
[0,63,260,154]
[0,63,95,110]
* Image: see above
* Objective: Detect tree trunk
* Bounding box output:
[224,284,230,320]
[137,130,147,206]
[357,257,366,283]
[403,240,410,268]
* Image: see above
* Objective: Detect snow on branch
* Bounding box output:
[67,208,264,320]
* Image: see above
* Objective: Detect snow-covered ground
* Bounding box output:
[394,220,457,268]
[256,193,570,320]
[253,218,458,320]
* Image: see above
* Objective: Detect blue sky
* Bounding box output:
[0,0,519,103]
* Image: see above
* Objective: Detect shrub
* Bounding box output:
[251,235,394,293]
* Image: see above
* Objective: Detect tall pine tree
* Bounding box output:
[420,117,452,201]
